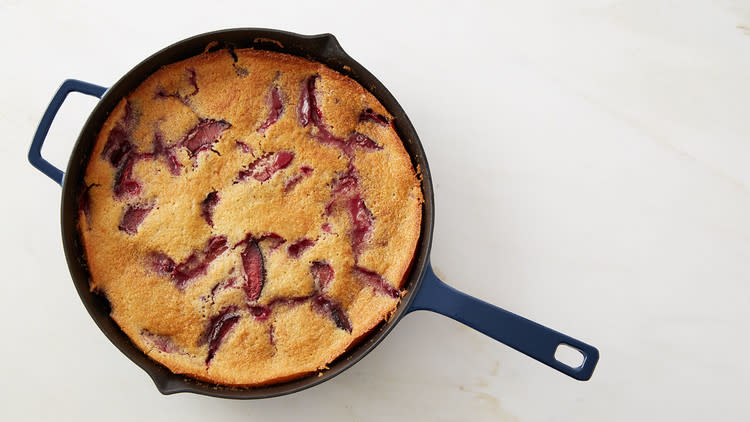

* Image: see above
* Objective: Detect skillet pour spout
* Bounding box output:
[28,28,599,398]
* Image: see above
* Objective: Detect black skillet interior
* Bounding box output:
[60,29,434,398]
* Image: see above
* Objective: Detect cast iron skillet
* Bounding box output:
[28,28,599,399]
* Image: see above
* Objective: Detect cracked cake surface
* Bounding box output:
[79,48,422,386]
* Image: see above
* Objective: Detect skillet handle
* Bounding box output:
[407,264,599,381]
[28,79,107,186]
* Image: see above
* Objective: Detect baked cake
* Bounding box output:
[78,48,422,386]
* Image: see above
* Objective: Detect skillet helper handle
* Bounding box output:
[408,264,599,381]
[28,79,107,185]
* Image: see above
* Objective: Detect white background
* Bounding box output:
[2,0,750,420]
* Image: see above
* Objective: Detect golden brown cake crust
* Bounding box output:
[79,49,422,386]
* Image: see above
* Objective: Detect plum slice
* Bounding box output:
[147,252,176,276]
[200,191,220,227]
[297,74,323,127]
[186,67,199,96]
[172,236,228,290]
[239,238,265,302]
[101,125,133,168]
[312,294,352,333]
[151,129,182,176]
[353,266,400,298]
[154,86,170,100]
[164,153,181,175]
[346,132,382,151]
[311,261,334,291]
[237,151,294,182]
[308,262,350,332]
[283,166,314,192]
[296,75,383,157]
[313,125,349,154]
[141,330,182,354]
[266,295,312,309]
[113,155,141,200]
[313,125,382,158]
[257,85,284,133]
[287,238,315,258]
[349,198,375,258]
[209,276,237,297]
[118,201,154,235]
[256,232,286,251]
[327,166,374,259]
[283,174,304,192]
[101,101,144,200]
[180,119,231,157]
[235,140,252,154]
[329,166,359,201]
[248,305,271,321]
[201,276,238,305]
[358,108,390,126]
[101,101,137,167]
[201,305,241,365]
[147,236,228,290]
[78,184,97,227]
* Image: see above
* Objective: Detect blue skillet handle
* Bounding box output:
[28,79,107,186]
[408,264,599,381]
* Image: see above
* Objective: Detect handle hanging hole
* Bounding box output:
[555,343,585,369]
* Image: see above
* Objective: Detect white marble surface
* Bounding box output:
[2,0,749,420]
